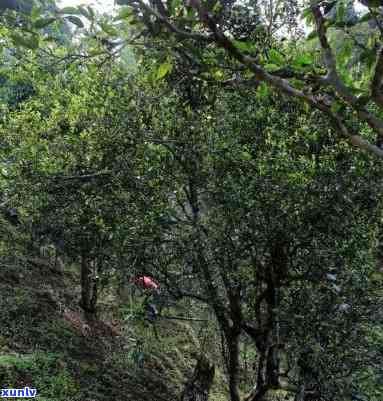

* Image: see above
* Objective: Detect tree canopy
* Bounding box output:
[0,1,383,401]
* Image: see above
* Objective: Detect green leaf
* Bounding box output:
[78,6,91,20]
[115,7,133,21]
[359,48,375,67]
[367,0,383,8]
[306,30,317,41]
[156,61,172,79]
[357,12,372,24]
[336,0,346,23]
[169,0,182,14]
[212,68,224,80]
[302,6,312,19]
[293,54,313,68]
[10,33,39,49]
[302,6,314,24]
[33,17,56,29]
[65,16,84,28]
[241,151,252,161]
[99,22,115,35]
[268,49,284,65]
[256,83,269,99]
[234,40,255,53]
[87,6,95,19]
[57,6,81,15]
[100,21,118,36]
[331,101,343,114]
[264,63,280,72]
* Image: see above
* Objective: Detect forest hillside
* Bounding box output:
[0,1,383,401]
[0,220,227,401]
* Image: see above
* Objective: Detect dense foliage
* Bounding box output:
[0,1,383,401]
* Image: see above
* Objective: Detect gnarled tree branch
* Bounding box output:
[312,4,383,140]
[134,0,213,42]
[132,0,383,158]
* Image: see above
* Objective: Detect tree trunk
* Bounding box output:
[227,333,241,401]
[180,355,215,401]
[245,269,282,401]
[80,255,98,320]
[295,384,305,401]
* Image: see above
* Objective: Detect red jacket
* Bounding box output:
[133,276,159,290]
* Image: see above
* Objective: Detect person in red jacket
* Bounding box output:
[133,275,160,291]
[132,275,161,324]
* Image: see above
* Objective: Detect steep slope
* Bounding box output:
[0,219,226,401]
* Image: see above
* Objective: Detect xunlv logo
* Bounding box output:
[0,388,37,398]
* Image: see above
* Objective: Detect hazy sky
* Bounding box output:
[59,0,115,13]
[58,0,367,15]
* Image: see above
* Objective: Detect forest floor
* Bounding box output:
[0,249,228,401]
